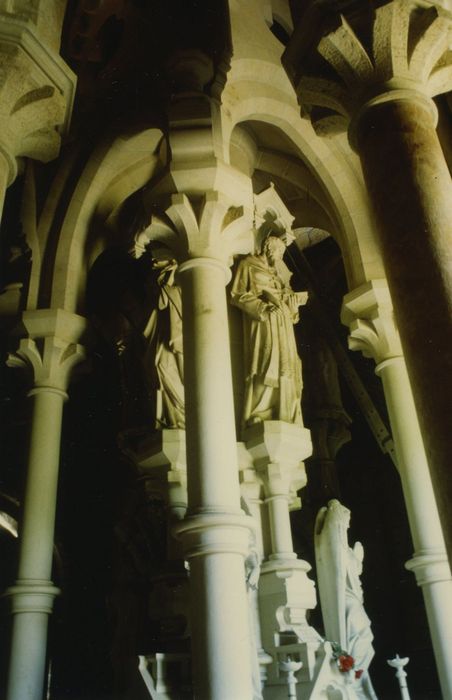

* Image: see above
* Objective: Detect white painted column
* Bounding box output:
[376,356,452,698]
[343,281,452,700]
[175,257,254,700]
[266,492,296,561]
[5,310,85,700]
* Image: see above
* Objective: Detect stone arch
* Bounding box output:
[225,94,384,290]
[34,126,164,314]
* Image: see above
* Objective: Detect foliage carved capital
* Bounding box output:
[284,0,452,137]
[133,190,254,265]
[7,309,86,392]
[341,279,402,364]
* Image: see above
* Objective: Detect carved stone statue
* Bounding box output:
[315,500,377,699]
[143,259,185,429]
[231,235,307,428]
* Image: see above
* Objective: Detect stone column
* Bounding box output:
[139,39,259,686]
[284,0,452,566]
[342,280,452,699]
[139,188,256,699]
[175,256,254,700]
[5,309,85,700]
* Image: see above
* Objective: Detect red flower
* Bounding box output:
[355,669,364,680]
[338,655,355,672]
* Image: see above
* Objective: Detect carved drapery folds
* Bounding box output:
[131,189,254,433]
[315,499,377,699]
[142,259,185,430]
[231,184,308,432]
[231,235,307,428]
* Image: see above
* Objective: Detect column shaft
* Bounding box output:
[356,99,452,563]
[18,389,65,579]
[180,260,241,510]
[267,494,295,559]
[6,387,66,700]
[178,258,253,700]
[6,613,49,700]
[377,357,452,698]
[189,553,253,699]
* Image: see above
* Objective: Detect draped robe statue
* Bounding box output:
[143,259,185,429]
[315,500,377,700]
[231,235,307,428]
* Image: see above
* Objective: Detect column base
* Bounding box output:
[405,549,451,586]
[174,510,255,558]
[6,579,60,614]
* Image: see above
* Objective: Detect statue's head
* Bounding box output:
[263,235,286,263]
[327,499,351,529]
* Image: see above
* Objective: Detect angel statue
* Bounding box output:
[231,234,307,429]
[315,500,378,700]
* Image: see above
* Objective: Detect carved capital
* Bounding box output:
[0,13,76,168]
[244,421,311,500]
[7,309,86,392]
[341,279,402,364]
[284,1,452,137]
[405,549,452,587]
[134,190,254,265]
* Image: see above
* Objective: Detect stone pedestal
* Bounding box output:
[126,429,190,643]
[244,421,321,688]
[134,428,188,561]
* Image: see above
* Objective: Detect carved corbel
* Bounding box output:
[341,279,402,365]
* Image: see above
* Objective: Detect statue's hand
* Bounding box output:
[263,302,282,318]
